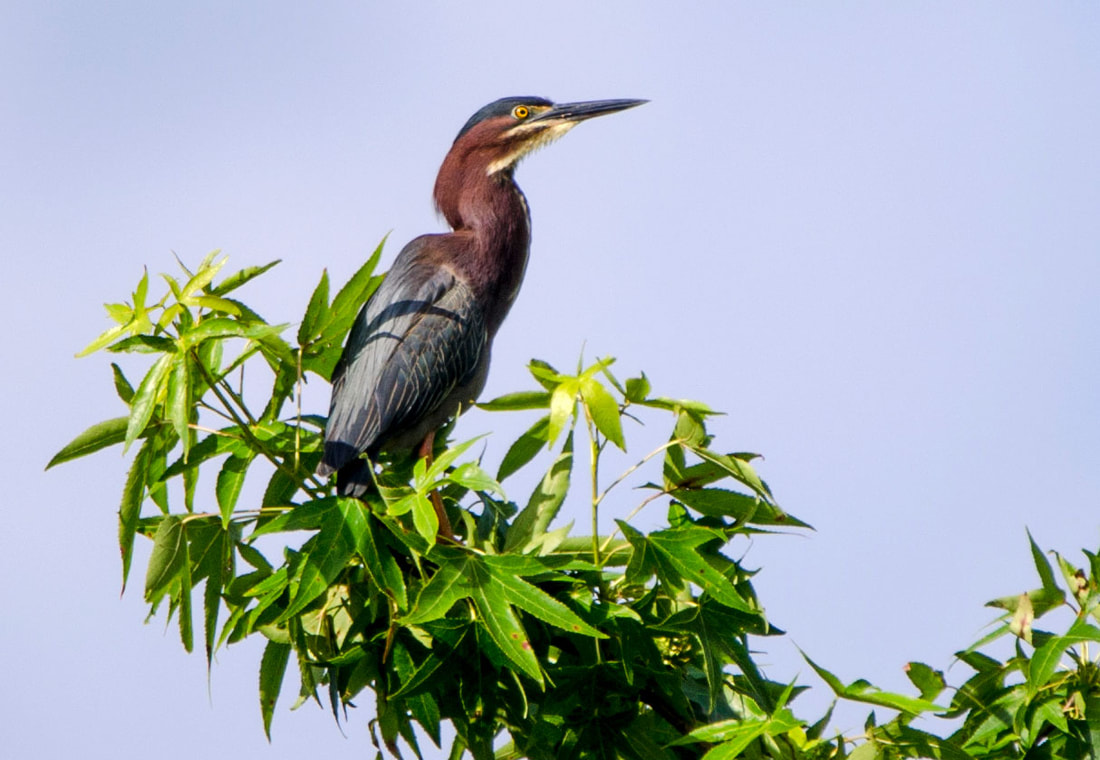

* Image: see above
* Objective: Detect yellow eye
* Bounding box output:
[512,105,529,119]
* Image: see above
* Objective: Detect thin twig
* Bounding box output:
[600,490,669,555]
[295,345,304,471]
[193,358,325,496]
[595,438,682,507]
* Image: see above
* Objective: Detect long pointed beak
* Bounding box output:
[530,98,648,124]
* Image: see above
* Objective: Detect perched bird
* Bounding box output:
[318,96,646,532]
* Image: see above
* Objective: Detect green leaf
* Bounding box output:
[165,353,191,454]
[905,662,946,702]
[802,651,946,714]
[216,453,254,527]
[177,539,194,653]
[690,447,773,502]
[1028,529,1060,594]
[103,303,128,324]
[298,269,330,345]
[163,428,247,479]
[847,743,883,760]
[119,436,153,590]
[527,358,564,390]
[477,390,552,411]
[423,436,483,482]
[181,253,227,298]
[262,466,302,508]
[445,462,502,497]
[484,557,604,638]
[210,259,280,296]
[625,373,650,403]
[547,380,577,446]
[408,492,439,546]
[259,639,292,740]
[320,239,385,344]
[637,396,717,415]
[133,268,149,310]
[145,515,187,604]
[111,363,135,404]
[238,542,273,573]
[505,433,573,553]
[647,525,754,612]
[468,562,543,685]
[1029,618,1100,696]
[106,334,176,354]
[986,586,1065,620]
[250,497,336,539]
[182,317,250,345]
[191,295,242,316]
[338,498,407,610]
[403,555,469,625]
[76,321,129,357]
[497,415,550,482]
[671,488,758,521]
[863,723,972,760]
[46,416,130,469]
[390,630,469,700]
[673,713,800,748]
[581,376,625,450]
[125,352,174,452]
[203,573,222,667]
[277,506,356,621]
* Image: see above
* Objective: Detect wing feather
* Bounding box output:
[319,244,487,480]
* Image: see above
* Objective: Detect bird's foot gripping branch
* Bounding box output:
[52,252,1100,759]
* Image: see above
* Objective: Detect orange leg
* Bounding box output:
[418,431,454,540]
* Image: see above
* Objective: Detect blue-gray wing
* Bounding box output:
[318,252,487,484]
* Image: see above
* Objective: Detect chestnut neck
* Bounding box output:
[432,134,531,333]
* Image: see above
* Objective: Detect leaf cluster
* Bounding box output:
[53,247,1100,759]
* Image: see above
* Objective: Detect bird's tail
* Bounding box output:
[317,442,376,500]
[334,458,375,500]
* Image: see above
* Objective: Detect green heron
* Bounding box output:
[317,96,646,533]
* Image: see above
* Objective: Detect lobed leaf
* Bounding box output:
[468,565,543,686]
[647,526,754,612]
[403,554,469,626]
[277,508,355,622]
[485,557,604,638]
[338,498,407,610]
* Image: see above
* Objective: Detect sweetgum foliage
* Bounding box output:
[52,247,1100,759]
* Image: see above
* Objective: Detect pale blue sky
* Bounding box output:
[4,3,1099,757]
